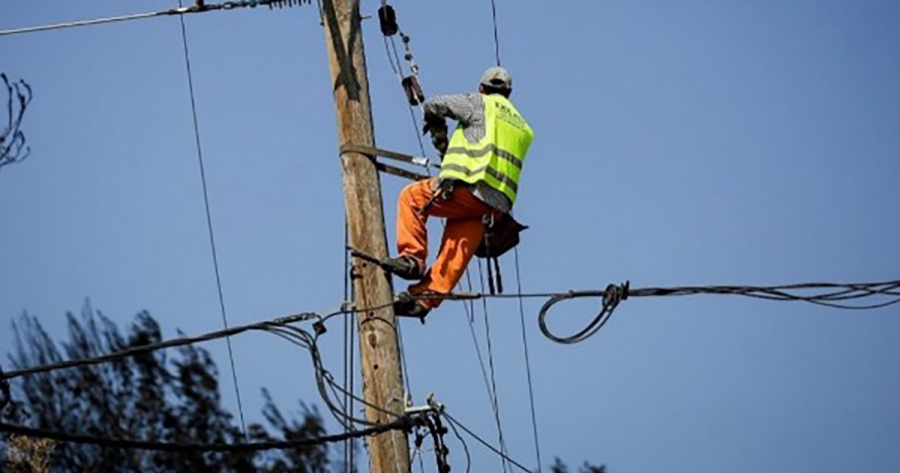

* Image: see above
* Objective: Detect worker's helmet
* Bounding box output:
[480,66,512,91]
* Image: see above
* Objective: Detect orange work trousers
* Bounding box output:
[397,178,499,308]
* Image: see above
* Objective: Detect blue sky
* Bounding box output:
[2,1,899,472]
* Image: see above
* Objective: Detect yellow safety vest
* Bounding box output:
[438,94,533,204]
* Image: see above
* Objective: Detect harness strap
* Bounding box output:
[481,214,503,295]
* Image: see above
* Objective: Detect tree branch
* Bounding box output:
[0,73,33,171]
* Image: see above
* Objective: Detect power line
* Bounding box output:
[0,0,312,37]
[0,415,419,453]
[461,269,511,472]
[0,310,324,381]
[3,279,895,381]
[0,10,167,37]
[342,220,356,472]
[476,259,511,473]
[380,11,428,158]
[535,279,900,344]
[513,247,543,472]
[445,413,473,473]
[397,278,900,344]
[273,316,414,473]
[489,0,501,66]
[443,412,535,473]
[177,2,248,438]
[260,321,399,429]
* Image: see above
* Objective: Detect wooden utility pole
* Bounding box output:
[320,1,410,472]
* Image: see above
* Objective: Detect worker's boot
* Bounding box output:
[393,292,431,322]
[381,256,423,281]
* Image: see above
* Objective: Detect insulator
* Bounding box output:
[402,75,425,106]
[266,0,309,9]
[378,5,399,36]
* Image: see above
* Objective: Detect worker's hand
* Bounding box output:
[423,117,449,157]
[431,127,449,157]
[422,116,445,134]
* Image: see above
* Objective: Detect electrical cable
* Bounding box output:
[0,0,313,37]
[446,413,473,473]
[460,270,508,464]
[5,280,895,380]
[476,259,510,473]
[0,310,322,381]
[489,0,501,66]
[342,220,354,470]
[399,278,900,344]
[443,412,534,473]
[348,280,356,470]
[288,309,409,473]
[0,11,167,37]
[386,28,428,157]
[536,279,900,344]
[261,324,369,429]
[0,415,418,453]
[513,247,543,472]
[177,1,247,438]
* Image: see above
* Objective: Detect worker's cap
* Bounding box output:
[480,66,513,90]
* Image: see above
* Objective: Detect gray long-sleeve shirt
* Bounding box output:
[423,92,513,213]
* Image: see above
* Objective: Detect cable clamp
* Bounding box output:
[405,393,444,416]
[604,280,630,307]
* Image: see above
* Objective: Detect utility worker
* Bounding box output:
[385,66,534,318]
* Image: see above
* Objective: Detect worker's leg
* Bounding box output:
[409,186,496,308]
[397,178,438,273]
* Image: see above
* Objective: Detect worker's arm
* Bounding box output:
[423,93,479,156]
[423,93,480,127]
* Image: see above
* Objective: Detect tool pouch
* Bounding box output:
[476,213,528,294]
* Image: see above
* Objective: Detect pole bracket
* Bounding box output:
[340,143,437,181]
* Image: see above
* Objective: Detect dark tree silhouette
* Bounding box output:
[551,456,608,473]
[2,303,330,472]
[0,73,32,171]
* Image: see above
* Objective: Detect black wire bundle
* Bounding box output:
[0,311,323,381]
[538,279,900,344]
[0,311,419,453]
[0,415,417,453]
[257,323,391,429]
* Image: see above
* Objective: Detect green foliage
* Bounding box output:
[3,303,331,472]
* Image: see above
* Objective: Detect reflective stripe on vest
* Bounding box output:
[438,94,533,203]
